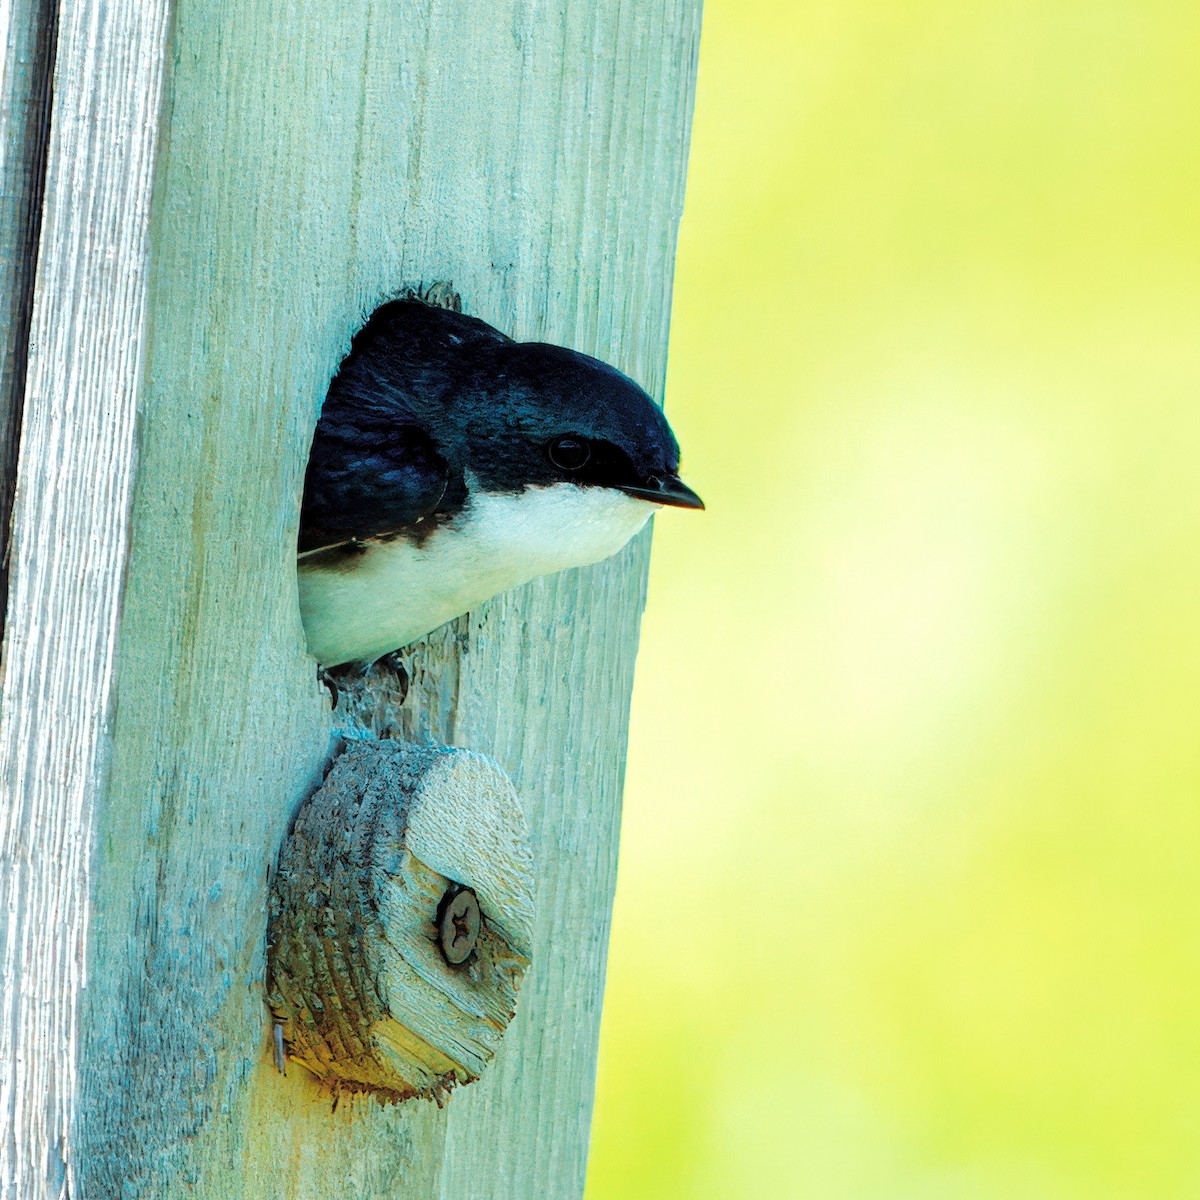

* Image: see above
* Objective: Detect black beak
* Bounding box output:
[619,474,705,510]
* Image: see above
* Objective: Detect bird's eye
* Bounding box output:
[547,435,591,471]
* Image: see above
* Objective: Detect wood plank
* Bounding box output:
[0,0,173,1195]
[0,0,56,631]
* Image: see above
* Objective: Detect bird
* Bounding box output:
[297,295,703,667]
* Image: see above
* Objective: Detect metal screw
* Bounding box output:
[437,885,481,966]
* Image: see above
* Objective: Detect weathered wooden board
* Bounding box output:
[1,0,701,1196]
[0,0,173,1196]
[0,0,56,628]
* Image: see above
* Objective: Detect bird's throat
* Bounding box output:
[298,483,655,665]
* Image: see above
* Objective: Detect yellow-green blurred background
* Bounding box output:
[588,2,1200,1196]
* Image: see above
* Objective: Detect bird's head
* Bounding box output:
[298,300,705,665]
[456,341,704,512]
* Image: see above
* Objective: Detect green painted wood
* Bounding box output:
[1,0,700,1196]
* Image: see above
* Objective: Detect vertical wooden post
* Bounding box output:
[0,0,56,630]
[0,1,701,1196]
[0,1,173,1195]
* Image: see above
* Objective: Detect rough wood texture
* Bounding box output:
[0,0,172,1196]
[267,740,534,1102]
[0,0,56,631]
[1,0,700,1196]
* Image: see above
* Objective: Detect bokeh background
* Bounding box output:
[587,2,1200,1196]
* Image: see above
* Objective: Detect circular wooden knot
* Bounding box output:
[266,740,535,1104]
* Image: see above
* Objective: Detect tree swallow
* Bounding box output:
[298,297,703,667]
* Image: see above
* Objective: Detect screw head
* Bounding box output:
[437,885,481,966]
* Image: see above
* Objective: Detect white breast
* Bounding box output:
[298,483,655,665]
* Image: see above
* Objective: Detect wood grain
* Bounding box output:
[0,0,56,634]
[0,0,173,1196]
[267,740,535,1101]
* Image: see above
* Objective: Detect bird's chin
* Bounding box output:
[298,485,659,666]
[489,483,654,572]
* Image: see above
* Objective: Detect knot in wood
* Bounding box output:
[266,740,534,1104]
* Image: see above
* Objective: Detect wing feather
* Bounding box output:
[299,299,514,555]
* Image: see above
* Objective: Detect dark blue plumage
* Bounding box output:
[297,296,701,663]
